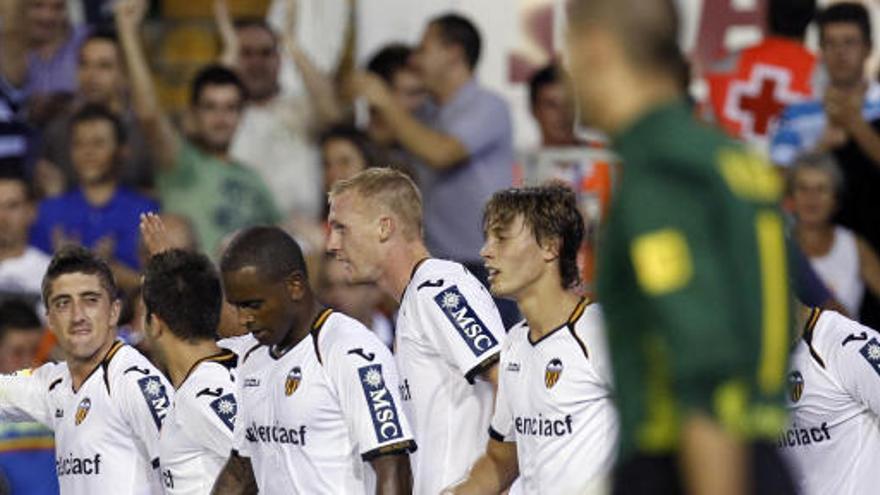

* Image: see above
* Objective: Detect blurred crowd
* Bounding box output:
[1,0,880,490]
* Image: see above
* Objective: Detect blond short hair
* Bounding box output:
[329,168,423,241]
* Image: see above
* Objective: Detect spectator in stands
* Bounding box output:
[24,0,90,123]
[215,0,341,221]
[115,0,280,255]
[703,0,817,152]
[0,299,44,372]
[30,104,157,291]
[772,2,880,327]
[771,3,880,166]
[320,125,379,195]
[364,44,427,152]
[38,29,156,196]
[529,63,578,148]
[0,2,35,166]
[316,254,394,348]
[790,153,880,319]
[350,13,514,277]
[0,299,58,495]
[0,165,50,304]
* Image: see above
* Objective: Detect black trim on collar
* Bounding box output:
[802,307,826,369]
[527,298,591,347]
[241,343,263,364]
[401,257,432,303]
[76,340,124,395]
[178,349,238,390]
[409,257,431,284]
[309,308,334,365]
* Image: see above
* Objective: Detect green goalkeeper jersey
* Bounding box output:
[597,99,791,460]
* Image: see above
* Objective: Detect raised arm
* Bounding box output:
[213,0,239,68]
[211,451,258,495]
[280,0,342,127]
[114,0,180,171]
[444,438,519,494]
[0,0,28,88]
[350,71,468,170]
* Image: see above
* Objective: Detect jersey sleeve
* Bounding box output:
[230,371,251,458]
[115,359,173,463]
[825,313,880,415]
[324,326,416,461]
[416,275,505,382]
[186,381,237,459]
[576,305,615,389]
[489,347,515,443]
[624,154,789,415]
[0,363,57,426]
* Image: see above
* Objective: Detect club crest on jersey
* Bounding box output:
[859,338,880,377]
[434,285,498,357]
[359,364,405,443]
[788,371,804,403]
[545,358,563,389]
[137,375,171,430]
[285,367,302,396]
[74,398,91,426]
[210,393,238,431]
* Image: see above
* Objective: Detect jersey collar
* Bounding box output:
[268,307,334,361]
[527,297,590,346]
[177,349,238,390]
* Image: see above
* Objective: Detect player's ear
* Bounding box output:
[541,236,561,262]
[378,216,394,242]
[284,271,308,301]
[109,297,122,327]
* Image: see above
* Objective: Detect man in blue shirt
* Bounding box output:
[770,3,880,166]
[31,104,157,276]
[351,14,513,267]
[350,14,517,326]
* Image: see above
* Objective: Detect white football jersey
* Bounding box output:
[234,308,415,494]
[0,341,172,495]
[491,300,617,494]
[159,349,238,495]
[396,258,506,495]
[217,333,258,358]
[782,309,880,495]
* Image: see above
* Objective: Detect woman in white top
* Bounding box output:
[791,153,880,318]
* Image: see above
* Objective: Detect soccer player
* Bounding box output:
[141,248,237,495]
[0,246,172,494]
[212,226,414,494]
[567,1,794,494]
[782,307,880,494]
[446,185,618,494]
[327,168,506,494]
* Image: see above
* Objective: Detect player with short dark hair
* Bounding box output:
[447,185,618,494]
[568,1,795,494]
[139,242,238,495]
[0,245,172,494]
[212,226,415,494]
